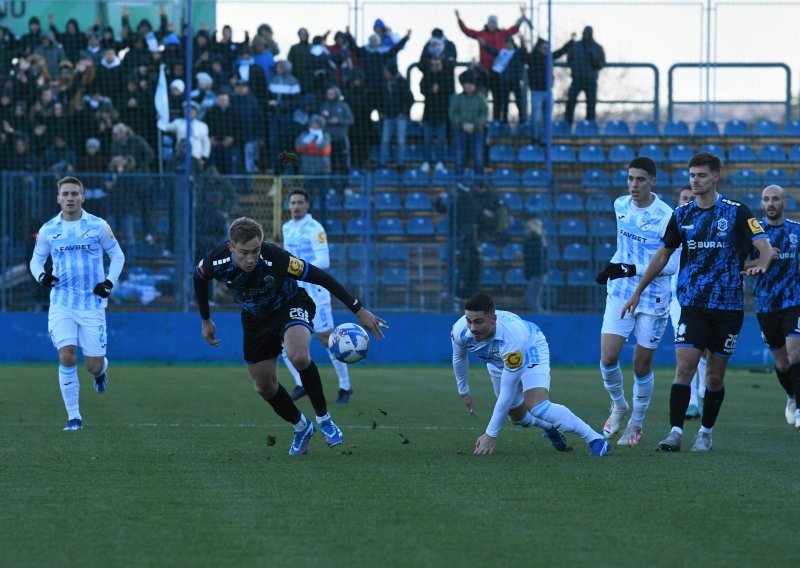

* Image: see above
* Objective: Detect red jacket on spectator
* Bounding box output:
[457,18,521,70]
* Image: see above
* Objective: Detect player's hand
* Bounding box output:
[596,263,636,284]
[620,294,639,318]
[92,279,113,298]
[461,394,476,416]
[38,271,59,289]
[201,318,221,347]
[741,265,767,276]
[355,307,388,340]
[474,433,497,455]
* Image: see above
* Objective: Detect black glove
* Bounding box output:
[38,271,59,289]
[595,263,636,284]
[93,279,114,298]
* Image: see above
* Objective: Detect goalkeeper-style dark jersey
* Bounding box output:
[663,194,766,311]
[752,218,800,314]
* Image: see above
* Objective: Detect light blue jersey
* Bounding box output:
[282,214,331,305]
[30,211,124,310]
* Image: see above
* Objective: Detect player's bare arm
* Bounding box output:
[741,237,774,276]
[201,319,221,347]
[620,246,675,317]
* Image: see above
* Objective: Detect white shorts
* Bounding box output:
[487,363,552,410]
[669,297,681,338]
[601,296,669,349]
[48,305,108,356]
[312,298,334,333]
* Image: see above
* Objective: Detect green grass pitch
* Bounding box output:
[1,363,798,566]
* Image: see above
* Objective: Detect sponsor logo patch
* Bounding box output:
[748,218,765,235]
[317,231,327,244]
[287,256,305,277]
[503,350,523,370]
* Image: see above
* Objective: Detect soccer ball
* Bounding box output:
[328,323,370,364]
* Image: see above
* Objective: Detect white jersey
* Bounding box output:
[451,310,549,436]
[282,214,331,305]
[30,211,125,310]
[608,194,678,315]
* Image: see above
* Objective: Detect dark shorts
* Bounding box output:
[675,306,744,358]
[241,290,316,364]
[756,307,800,350]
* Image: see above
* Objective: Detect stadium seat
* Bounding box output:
[379,246,408,262]
[491,168,520,188]
[324,192,342,212]
[547,242,560,261]
[664,120,690,138]
[612,169,629,187]
[578,145,606,164]
[633,120,660,137]
[501,192,523,213]
[594,241,616,263]
[753,119,780,137]
[323,218,344,237]
[347,244,369,262]
[559,218,587,237]
[518,144,545,164]
[540,218,556,237]
[381,267,409,286]
[377,217,405,237]
[699,143,726,159]
[728,144,758,163]
[525,193,551,214]
[729,169,761,188]
[693,120,720,137]
[551,145,577,163]
[566,268,594,286]
[480,242,500,262]
[346,217,369,236]
[505,268,528,286]
[608,144,635,164]
[515,122,535,138]
[590,218,617,237]
[508,218,525,238]
[348,169,367,188]
[555,193,584,212]
[667,144,694,164]
[574,120,600,137]
[739,192,761,211]
[405,144,424,163]
[759,144,787,163]
[374,192,402,211]
[374,168,400,187]
[404,192,433,211]
[488,121,512,138]
[786,193,798,211]
[551,120,572,137]
[782,120,800,137]
[501,242,523,261]
[431,168,455,186]
[344,192,369,210]
[406,216,435,236]
[671,170,690,186]
[585,193,614,212]
[789,145,800,162]
[546,268,565,286]
[521,169,548,188]
[562,242,591,262]
[582,169,611,189]
[402,168,430,187]
[763,168,790,186]
[489,144,517,164]
[723,119,750,137]
[481,267,503,286]
[637,144,666,162]
[436,217,448,236]
[603,120,630,138]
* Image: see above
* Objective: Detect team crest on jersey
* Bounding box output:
[716,218,728,233]
[790,233,798,245]
[503,350,523,370]
[748,218,765,235]
[287,256,305,277]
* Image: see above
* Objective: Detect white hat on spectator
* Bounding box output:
[196,72,213,87]
[170,79,185,93]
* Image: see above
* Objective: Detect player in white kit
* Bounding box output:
[595,158,679,446]
[29,177,125,430]
[281,188,353,403]
[451,293,610,456]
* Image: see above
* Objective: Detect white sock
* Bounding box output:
[93,357,109,379]
[293,414,309,431]
[328,350,351,390]
[600,363,628,410]
[59,365,81,420]
[512,412,552,431]
[630,372,655,428]
[315,412,331,425]
[531,400,602,442]
[671,425,683,435]
[689,372,698,406]
[697,357,707,399]
[281,350,302,386]
[699,425,712,434]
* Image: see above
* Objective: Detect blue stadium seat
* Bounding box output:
[481,267,503,286]
[324,192,342,212]
[612,168,629,187]
[578,145,606,164]
[405,144,424,163]
[582,169,611,189]
[559,218,587,237]
[402,168,430,187]
[501,242,524,261]
[638,144,666,162]
[667,144,694,164]
[739,192,760,211]
[671,170,690,186]
[729,169,761,188]
[505,268,528,286]
[664,120,690,138]
[377,217,405,237]
[753,119,780,137]
[546,268,565,286]
[518,144,545,164]
[436,217,448,235]
[763,168,790,186]
[547,242,560,261]
[574,119,600,137]
[594,241,616,263]
[551,144,576,163]
[381,267,409,286]
[590,218,617,237]
[633,120,660,137]
[374,192,402,211]
[555,193,584,212]
[724,119,750,137]
[374,168,400,187]
[406,216,435,236]
[608,144,635,164]
[562,243,591,262]
[586,193,614,212]
[347,244,369,262]
[693,120,720,137]
[431,168,455,186]
[404,192,433,211]
[379,246,408,262]
[488,121,512,138]
[603,120,630,138]
[699,143,726,159]
[508,217,525,238]
[346,217,369,236]
[783,120,800,137]
[759,144,787,163]
[728,144,758,163]
[789,145,800,162]
[344,192,369,210]
[551,120,572,137]
[489,144,517,164]
[525,193,551,214]
[323,218,344,237]
[786,193,798,212]
[515,122,535,138]
[566,268,594,286]
[491,168,520,188]
[540,218,556,237]
[481,242,500,262]
[349,169,367,188]
[522,169,548,188]
[501,192,523,213]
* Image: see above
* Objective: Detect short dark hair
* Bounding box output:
[229,217,264,244]
[464,293,495,313]
[688,152,721,172]
[288,187,309,202]
[57,176,84,194]
[629,157,657,177]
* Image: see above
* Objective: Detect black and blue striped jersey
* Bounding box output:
[752,218,800,313]
[663,194,766,310]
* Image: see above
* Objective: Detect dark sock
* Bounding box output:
[776,366,794,396]
[298,361,328,417]
[266,384,302,424]
[670,383,691,428]
[790,363,800,403]
[701,386,726,429]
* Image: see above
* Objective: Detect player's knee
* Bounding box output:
[600,356,619,368]
[58,350,77,367]
[705,372,723,390]
[86,360,103,375]
[254,382,278,399]
[633,363,652,378]
[287,352,311,371]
